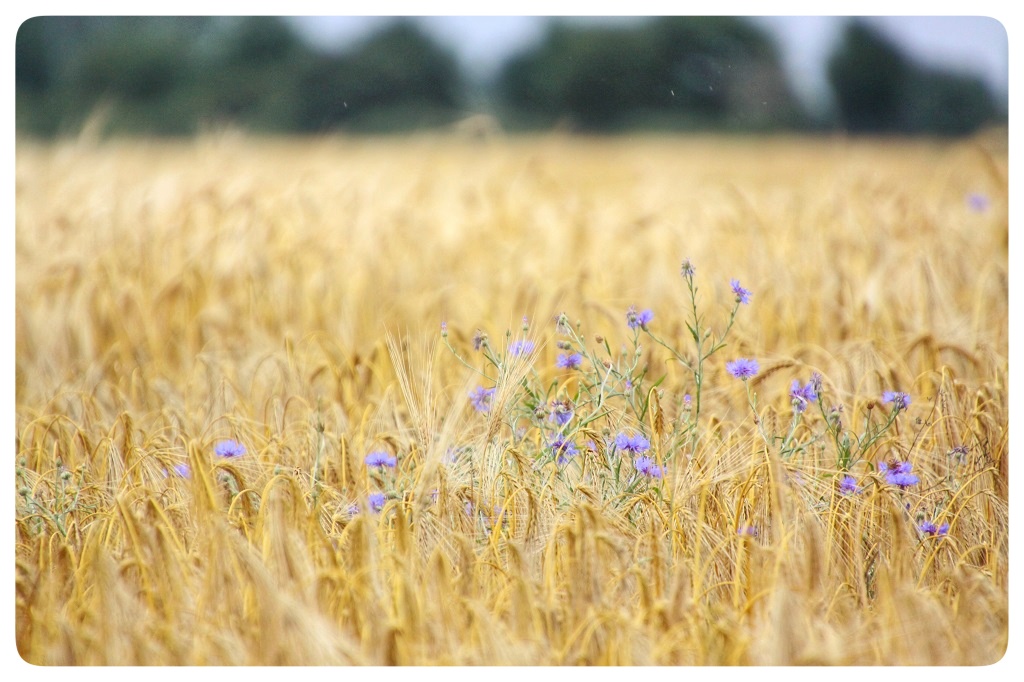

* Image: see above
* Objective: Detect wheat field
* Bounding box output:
[14,131,1009,666]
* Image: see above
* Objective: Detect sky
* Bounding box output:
[288,15,1009,115]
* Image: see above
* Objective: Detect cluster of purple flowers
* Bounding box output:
[365,451,397,468]
[726,358,759,380]
[919,519,950,537]
[556,352,583,370]
[615,432,651,455]
[634,456,664,478]
[730,279,752,305]
[882,391,912,413]
[214,439,246,458]
[737,524,758,537]
[878,460,919,489]
[789,379,818,413]
[469,385,496,413]
[549,435,579,465]
[626,305,654,330]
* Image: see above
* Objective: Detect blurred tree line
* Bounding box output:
[16,16,1004,137]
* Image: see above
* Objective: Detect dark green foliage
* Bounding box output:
[495,17,804,132]
[15,16,464,137]
[15,16,1002,137]
[827,20,999,135]
[292,21,465,132]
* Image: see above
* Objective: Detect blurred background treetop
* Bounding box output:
[15,15,1006,138]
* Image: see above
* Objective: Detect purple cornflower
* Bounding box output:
[878,460,919,489]
[882,391,911,413]
[615,432,651,455]
[365,451,397,468]
[789,379,818,413]
[368,492,387,512]
[509,339,535,356]
[549,436,579,465]
[683,394,692,410]
[634,456,664,478]
[838,475,861,495]
[163,463,191,478]
[469,386,496,413]
[919,519,950,537]
[548,399,574,426]
[680,259,696,277]
[556,352,583,370]
[472,330,488,351]
[737,524,758,537]
[967,192,990,212]
[726,358,759,381]
[730,278,752,305]
[440,321,448,338]
[626,306,654,330]
[214,439,246,459]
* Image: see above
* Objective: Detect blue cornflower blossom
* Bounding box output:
[548,399,574,426]
[615,432,651,455]
[838,475,861,495]
[789,379,818,413]
[368,492,387,512]
[509,339,535,356]
[967,192,990,212]
[919,519,950,537]
[365,451,397,468]
[626,306,654,330]
[556,352,583,370]
[215,439,246,458]
[730,278,752,305]
[726,358,759,380]
[469,386,496,413]
[549,436,579,465]
[882,391,911,413]
[634,456,664,478]
[163,463,191,478]
[878,460,919,489]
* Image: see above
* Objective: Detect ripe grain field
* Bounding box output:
[14,133,1008,666]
